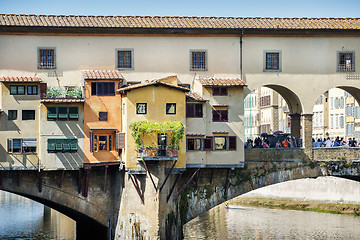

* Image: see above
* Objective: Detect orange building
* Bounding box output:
[82,70,124,166]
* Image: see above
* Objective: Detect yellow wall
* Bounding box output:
[83,80,122,164]
[123,85,186,170]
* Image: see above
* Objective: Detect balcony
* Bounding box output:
[41,86,83,99]
[137,145,178,161]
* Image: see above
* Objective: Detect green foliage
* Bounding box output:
[47,87,64,98]
[129,120,184,146]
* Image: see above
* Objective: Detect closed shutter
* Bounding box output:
[221,110,228,122]
[40,83,47,97]
[195,103,203,117]
[186,103,195,117]
[70,139,78,151]
[55,139,63,151]
[203,136,213,151]
[116,132,125,149]
[69,107,79,120]
[63,139,71,151]
[212,110,220,122]
[220,87,228,96]
[47,107,57,121]
[213,87,220,96]
[90,131,94,152]
[229,136,237,150]
[48,139,56,151]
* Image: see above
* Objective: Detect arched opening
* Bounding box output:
[312,86,360,146]
[244,85,303,147]
[0,189,107,239]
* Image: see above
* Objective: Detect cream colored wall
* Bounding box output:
[244,36,360,114]
[0,35,240,86]
[123,85,186,170]
[0,83,39,169]
[39,103,84,170]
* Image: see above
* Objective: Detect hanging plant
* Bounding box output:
[129,120,184,147]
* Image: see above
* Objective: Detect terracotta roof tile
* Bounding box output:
[186,92,207,102]
[41,98,85,103]
[0,76,41,82]
[0,14,359,30]
[118,80,190,93]
[198,77,246,87]
[82,70,124,80]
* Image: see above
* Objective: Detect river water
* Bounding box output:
[1,190,360,239]
[183,204,360,240]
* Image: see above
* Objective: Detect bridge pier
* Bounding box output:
[290,113,301,140]
[302,114,313,150]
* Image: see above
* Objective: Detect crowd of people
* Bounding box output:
[312,137,359,148]
[244,136,301,149]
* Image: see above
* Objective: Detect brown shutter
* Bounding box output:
[40,83,47,98]
[203,136,213,151]
[116,132,125,149]
[229,136,237,150]
[90,131,93,152]
[186,103,195,117]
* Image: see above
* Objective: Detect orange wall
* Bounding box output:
[83,80,122,164]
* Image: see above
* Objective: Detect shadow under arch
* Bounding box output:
[337,86,360,106]
[0,189,108,239]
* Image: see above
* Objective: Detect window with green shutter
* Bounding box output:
[63,139,71,151]
[48,139,56,152]
[55,139,63,151]
[47,107,57,121]
[69,107,79,120]
[58,107,68,120]
[70,139,78,151]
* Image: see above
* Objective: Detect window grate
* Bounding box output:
[190,50,207,71]
[38,48,56,69]
[338,51,355,72]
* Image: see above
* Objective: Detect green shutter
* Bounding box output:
[48,139,56,151]
[69,107,79,120]
[47,107,57,121]
[63,139,71,151]
[55,139,63,151]
[70,139,78,151]
[58,107,68,119]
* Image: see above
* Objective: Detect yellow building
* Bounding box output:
[118,79,189,172]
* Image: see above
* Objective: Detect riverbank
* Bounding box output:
[231,197,360,216]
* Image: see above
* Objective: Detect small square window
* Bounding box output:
[136,103,147,114]
[10,85,25,95]
[8,110,17,120]
[213,87,228,96]
[212,109,228,122]
[99,111,108,121]
[264,51,281,72]
[190,50,207,71]
[117,49,133,70]
[338,51,355,72]
[22,110,35,120]
[166,103,176,115]
[38,48,56,69]
[27,85,38,95]
[186,103,203,118]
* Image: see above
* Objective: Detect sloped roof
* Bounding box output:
[0,14,359,30]
[118,80,190,93]
[0,76,41,82]
[186,92,207,102]
[82,70,124,80]
[198,77,247,87]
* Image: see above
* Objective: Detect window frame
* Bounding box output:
[263,50,282,72]
[47,138,78,153]
[213,136,228,150]
[93,134,113,152]
[337,51,355,72]
[136,103,147,114]
[99,111,108,121]
[212,109,228,122]
[212,87,228,96]
[22,110,36,120]
[10,85,25,95]
[8,110,17,120]
[186,103,203,118]
[166,103,176,115]
[27,85,38,95]
[186,138,203,151]
[91,82,115,96]
[38,47,56,70]
[190,49,207,71]
[8,138,37,154]
[116,48,134,70]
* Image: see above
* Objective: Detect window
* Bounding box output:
[22,110,35,120]
[27,85,38,95]
[203,136,213,151]
[166,103,176,115]
[187,138,202,151]
[190,50,207,71]
[136,103,147,114]
[212,109,228,122]
[47,139,77,152]
[93,134,112,152]
[186,103,203,118]
[260,95,271,107]
[91,82,115,96]
[10,85,25,95]
[99,111,108,121]
[214,136,227,150]
[337,51,355,72]
[117,49,133,70]
[213,87,228,96]
[8,138,37,154]
[38,48,56,69]
[264,51,281,72]
[47,107,78,121]
[8,110,17,120]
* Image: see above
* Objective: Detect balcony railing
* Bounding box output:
[137,145,178,160]
[41,86,83,99]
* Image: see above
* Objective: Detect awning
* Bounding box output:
[22,139,37,147]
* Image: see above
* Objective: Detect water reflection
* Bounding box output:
[0,190,76,239]
[184,204,360,240]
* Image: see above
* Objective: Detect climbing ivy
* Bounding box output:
[129,120,184,147]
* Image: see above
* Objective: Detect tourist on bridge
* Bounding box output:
[282,138,289,148]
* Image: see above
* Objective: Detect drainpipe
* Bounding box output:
[240,28,244,80]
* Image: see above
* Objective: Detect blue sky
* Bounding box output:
[1,0,359,17]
